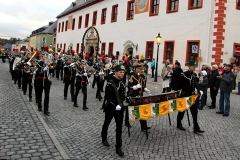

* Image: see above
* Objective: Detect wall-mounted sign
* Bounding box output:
[192,45,198,53]
[135,0,149,14]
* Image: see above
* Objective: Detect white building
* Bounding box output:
[56,0,240,72]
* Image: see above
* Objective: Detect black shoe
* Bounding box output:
[29,98,32,102]
[141,127,151,132]
[209,106,216,109]
[23,92,26,95]
[125,123,131,127]
[44,111,50,116]
[177,126,186,131]
[199,108,203,110]
[14,82,16,84]
[71,99,74,102]
[116,148,124,157]
[216,111,224,114]
[18,87,21,89]
[83,107,89,110]
[99,97,102,101]
[101,90,104,92]
[102,140,110,147]
[96,96,99,99]
[64,97,67,100]
[73,104,78,107]
[38,108,42,112]
[194,129,205,133]
[223,114,229,117]
[208,105,212,108]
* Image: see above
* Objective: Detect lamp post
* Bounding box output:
[154,33,162,82]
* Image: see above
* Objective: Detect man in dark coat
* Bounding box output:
[171,61,183,91]
[208,65,220,109]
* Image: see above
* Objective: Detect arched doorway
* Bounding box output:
[81,26,100,62]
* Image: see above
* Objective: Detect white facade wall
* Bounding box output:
[56,0,222,73]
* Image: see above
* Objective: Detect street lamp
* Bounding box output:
[154,33,162,82]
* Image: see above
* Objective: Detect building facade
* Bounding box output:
[56,0,240,72]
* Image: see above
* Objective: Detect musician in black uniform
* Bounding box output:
[101,65,126,157]
[35,52,52,116]
[27,58,38,102]
[92,57,101,88]
[176,60,204,133]
[22,52,32,95]
[73,59,89,110]
[56,53,64,80]
[17,53,24,89]
[96,62,105,101]
[119,60,127,84]
[9,52,14,80]
[127,64,151,130]
[108,60,117,80]
[63,56,76,101]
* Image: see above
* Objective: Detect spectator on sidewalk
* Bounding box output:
[151,58,155,78]
[162,65,172,93]
[161,59,170,92]
[237,66,240,95]
[216,64,234,116]
[208,65,220,109]
[218,63,225,75]
[198,70,208,110]
[171,61,183,91]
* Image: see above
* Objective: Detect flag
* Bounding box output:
[177,98,187,112]
[185,96,192,109]
[128,106,140,122]
[169,99,177,113]
[139,104,151,120]
[159,101,169,115]
[192,95,198,105]
[150,103,159,117]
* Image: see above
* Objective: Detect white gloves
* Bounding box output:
[70,63,75,66]
[33,71,36,74]
[43,66,48,71]
[137,84,141,88]
[99,72,104,75]
[27,62,31,66]
[76,73,80,76]
[133,85,138,90]
[83,73,88,76]
[144,88,151,94]
[116,105,121,111]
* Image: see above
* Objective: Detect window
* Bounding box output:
[185,40,200,66]
[65,20,68,31]
[92,11,97,26]
[76,43,79,53]
[72,18,75,30]
[78,16,82,29]
[101,8,107,24]
[145,41,154,61]
[64,43,66,52]
[60,43,62,49]
[108,42,114,57]
[163,41,174,64]
[188,0,202,9]
[53,38,56,45]
[62,22,64,32]
[85,14,89,28]
[42,37,46,43]
[57,44,59,48]
[149,0,160,16]
[58,23,61,32]
[101,43,106,55]
[127,1,134,20]
[237,0,240,10]
[111,5,118,22]
[167,0,179,13]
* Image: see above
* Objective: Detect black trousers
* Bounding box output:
[36,81,51,112]
[92,75,97,88]
[96,78,103,98]
[17,71,22,88]
[74,85,87,108]
[22,73,29,93]
[49,69,55,77]
[56,66,63,80]
[64,79,75,100]
[177,102,200,130]
[101,109,124,148]
[151,68,154,77]
[210,87,219,107]
[28,79,33,99]
[13,70,18,83]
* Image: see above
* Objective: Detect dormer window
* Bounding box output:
[72,2,76,7]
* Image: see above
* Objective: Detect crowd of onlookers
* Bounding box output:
[158,60,240,117]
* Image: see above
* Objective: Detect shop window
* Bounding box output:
[101,8,107,24]
[145,41,154,61]
[167,0,179,13]
[85,14,89,28]
[185,40,200,66]
[108,42,114,57]
[111,5,118,22]
[149,0,160,16]
[127,1,134,20]
[101,43,106,55]
[92,11,97,26]
[78,16,82,29]
[188,0,203,10]
[163,41,174,64]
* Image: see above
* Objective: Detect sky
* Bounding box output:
[0,0,72,39]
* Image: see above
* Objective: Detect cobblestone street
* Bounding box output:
[1,61,240,160]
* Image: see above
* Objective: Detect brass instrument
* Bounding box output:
[49,63,56,70]
[104,63,112,70]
